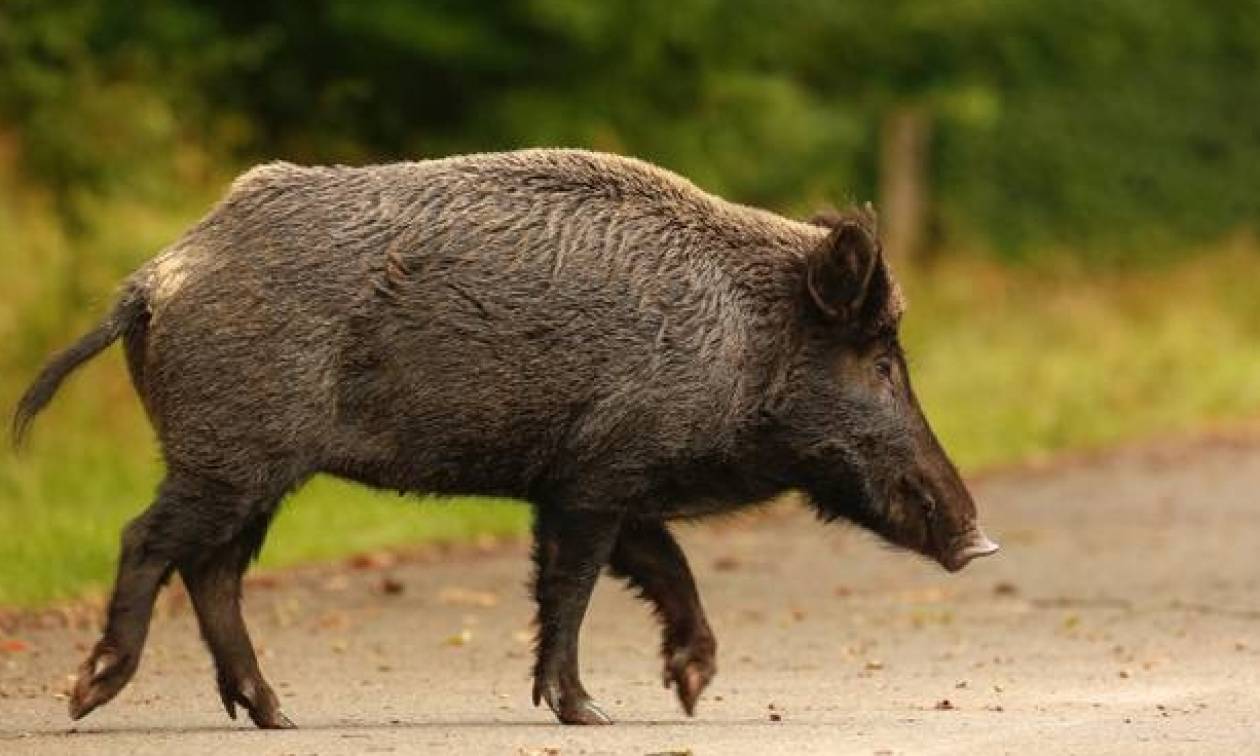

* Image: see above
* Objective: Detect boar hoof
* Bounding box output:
[250,708,296,730]
[533,680,613,725]
[663,648,716,716]
[558,698,613,725]
[68,646,134,721]
[219,675,294,729]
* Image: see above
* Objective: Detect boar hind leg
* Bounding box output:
[608,519,716,716]
[179,512,293,729]
[70,478,186,721]
[69,473,284,724]
[530,507,623,725]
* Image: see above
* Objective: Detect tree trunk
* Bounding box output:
[878,106,931,266]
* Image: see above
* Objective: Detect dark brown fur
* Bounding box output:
[13,149,995,727]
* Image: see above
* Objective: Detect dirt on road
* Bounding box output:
[2,434,1259,755]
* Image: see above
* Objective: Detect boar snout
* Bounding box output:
[905,472,999,573]
[941,528,1000,573]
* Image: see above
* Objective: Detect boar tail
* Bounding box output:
[11,282,149,450]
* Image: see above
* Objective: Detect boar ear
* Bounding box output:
[805,216,881,324]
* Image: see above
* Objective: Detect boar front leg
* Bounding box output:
[530,507,623,725]
[608,519,716,716]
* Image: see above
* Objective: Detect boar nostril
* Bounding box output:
[944,530,1000,572]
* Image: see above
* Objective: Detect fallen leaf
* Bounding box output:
[895,587,951,604]
[245,574,280,590]
[349,552,397,571]
[1,639,29,653]
[380,576,405,595]
[322,575,350,592]
[318,611,350,630]
[438,587,499,608]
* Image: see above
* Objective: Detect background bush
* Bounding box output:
[2,0,1258,606]
[4,0,1259,257]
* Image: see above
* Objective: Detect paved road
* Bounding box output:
[2,434,1259,754]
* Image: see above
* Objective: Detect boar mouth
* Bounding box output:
[940,529,1000,573]
[901,478,1000,573]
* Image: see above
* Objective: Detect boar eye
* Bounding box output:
[874,357,894,382]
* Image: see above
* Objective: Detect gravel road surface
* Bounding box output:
[2,434,1259,754]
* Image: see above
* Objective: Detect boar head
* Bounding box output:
[779,208,998,572]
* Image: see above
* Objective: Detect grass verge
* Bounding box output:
[2,183,1258,606]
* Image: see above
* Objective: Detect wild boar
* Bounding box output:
[13,149,998,727]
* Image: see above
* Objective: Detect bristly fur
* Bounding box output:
[807,203,906,339]
[15,148,984,727]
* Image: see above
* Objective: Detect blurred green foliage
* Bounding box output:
[3,246,1258,606]
[3,1,1260,606]
[3,0,1259,256]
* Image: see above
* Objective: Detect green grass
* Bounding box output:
[2,172,1258,607]
[901,249,1260,468]
[0,170,534,607]
[0,395,530,607]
